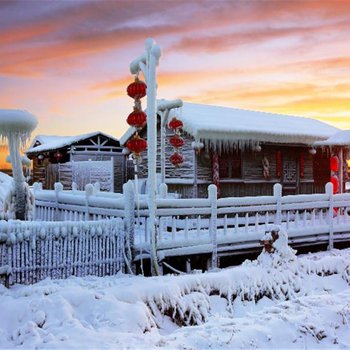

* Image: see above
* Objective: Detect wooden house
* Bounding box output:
[26,131,125,192]
[121,102,346,198]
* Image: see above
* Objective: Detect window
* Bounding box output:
[219,152,241,178]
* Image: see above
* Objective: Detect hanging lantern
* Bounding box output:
[170,152,184,167]
[127,109,147,129]
[168,117,183,131]
[330,156,339,172]
[330,175,339,194]
[126,133,147,156]
[300,153,304,178]
[169,135,184,149]
[276,151,282,178]
[127,77,147,99]
[38,154,44,160]
[54,151,63,162]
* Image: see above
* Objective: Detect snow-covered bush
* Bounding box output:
[0,172,34,220]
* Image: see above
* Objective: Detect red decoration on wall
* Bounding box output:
[300,153,304,178]
[127,109,147,129]
[330,156,339,172]
[127,77,147,100]
[168,117,183,131]
[170,152,184,167]
[276,151,282,178]
[330,175,339,194]
[54,151,63,162]
[169,135,184,149]
[126,134,147,156]
[212,152,221,198]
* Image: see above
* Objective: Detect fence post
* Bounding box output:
[326,182,334,250]
[54,182,63,221]
[158,183,168,244]
[85,183,93,220]
[208,184,218,270]
[274,183,282,225]
[123,180,135,273]
[32,182,42,220]
[159,183,168,199]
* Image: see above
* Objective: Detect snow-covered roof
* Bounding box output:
[178,103,339,147]
[314,130,350,147]
[27,131,119,154]
[120,102,339,148]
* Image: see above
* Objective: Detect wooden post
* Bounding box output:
[54,182,63,221]
[208,184,218,269]
[274,183,282,225]
[123,180,135,272]
[326,182,334,250]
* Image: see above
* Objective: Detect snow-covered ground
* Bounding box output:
[0,171,15,219]
[1,231,350,349]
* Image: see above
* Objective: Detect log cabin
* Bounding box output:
[121,102,348,198]
[26,131,125,192]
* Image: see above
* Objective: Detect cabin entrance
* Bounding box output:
[282,152,298,195]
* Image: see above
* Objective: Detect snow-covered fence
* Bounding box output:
[137,182,350,261]
[33,180,350,264]
[0,218,124,286]
[33,182,126,221]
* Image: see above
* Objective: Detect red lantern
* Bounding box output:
[330,156,339,172]
[126,134,147,156]
[54,151,63,162]
[168,117,183,131]
[127,109,147,129]
[127,77,147,99]
[300,153,304,178]
[170,152,184,167]
[330,175,339,194]
[276,151,281,178]
[169,135,184,149]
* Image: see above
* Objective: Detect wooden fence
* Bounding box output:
[0,218,125,286]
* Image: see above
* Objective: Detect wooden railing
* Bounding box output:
[33,181,350,264]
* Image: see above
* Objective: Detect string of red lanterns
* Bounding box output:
[168,117,184,167]
[125,76,148,161]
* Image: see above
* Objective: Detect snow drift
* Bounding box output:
[0,230,349,348]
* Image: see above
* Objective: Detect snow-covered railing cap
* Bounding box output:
[157,99,183,111]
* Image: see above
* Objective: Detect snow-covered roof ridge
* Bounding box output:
[179,102,339,146]
[27,131,119,153]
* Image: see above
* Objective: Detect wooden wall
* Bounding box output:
[31,152,125,192]
[130,123,319,198]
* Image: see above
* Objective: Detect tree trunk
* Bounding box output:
[8,133,26,220]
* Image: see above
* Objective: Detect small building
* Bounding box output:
[121,102,346,198]
[27,131,125,192]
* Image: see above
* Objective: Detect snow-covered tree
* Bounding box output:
[0,110,37,220]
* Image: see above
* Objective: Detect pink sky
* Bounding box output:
[1,0,350,146]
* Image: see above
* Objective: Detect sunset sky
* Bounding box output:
[1,0,350,161]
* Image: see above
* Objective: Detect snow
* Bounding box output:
[120,101,339,148]
[0,244,349,349]
[0,172,15,219]
[315,130,350,146]
[0,109,37,137]
[27,131,119,154]
[178,102,339,148]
